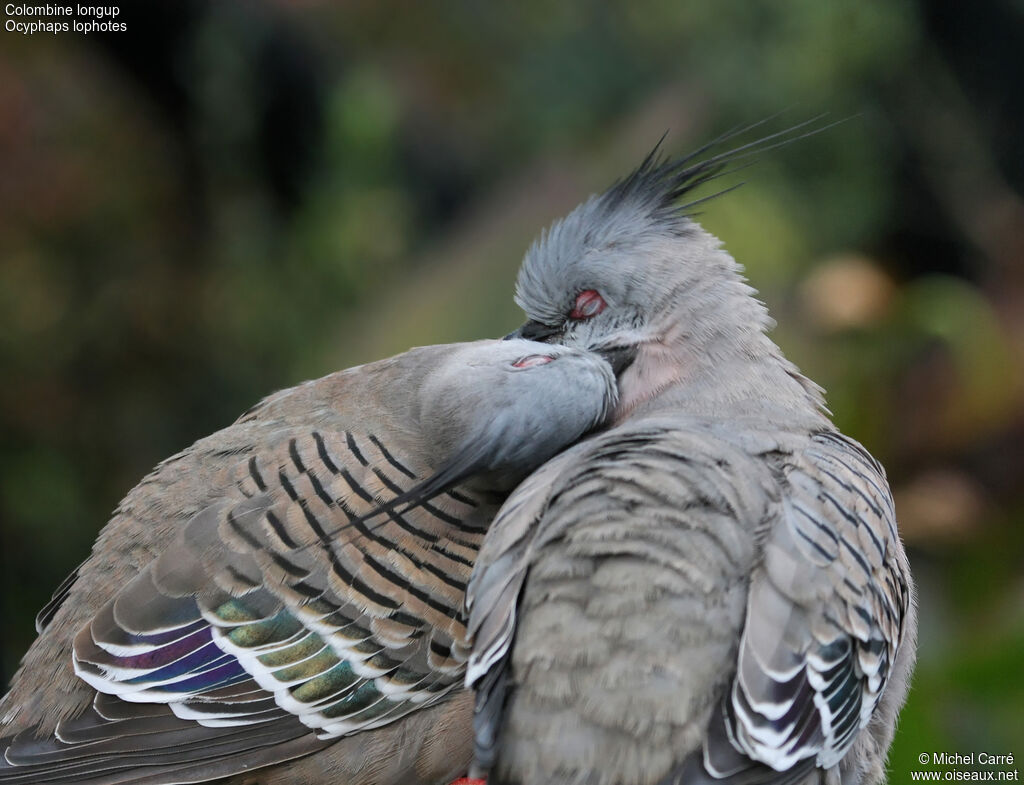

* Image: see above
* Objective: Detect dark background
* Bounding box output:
[1,0,1022,778]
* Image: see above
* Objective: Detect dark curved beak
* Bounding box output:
[598,344,637,377]
[504,320,560,342]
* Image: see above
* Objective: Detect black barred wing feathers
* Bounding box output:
[73,428,483,734]
[1,429,485,783]
[465,423,913,785]
[701,432,912,782]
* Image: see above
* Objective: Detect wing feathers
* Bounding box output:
[719,432,911,776]
[467,424,911,785]
[5,427,494,782]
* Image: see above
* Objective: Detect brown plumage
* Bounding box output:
[0,339,617,784]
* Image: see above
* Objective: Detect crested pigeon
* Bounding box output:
[0,338,618,785]
[466,134,918,785]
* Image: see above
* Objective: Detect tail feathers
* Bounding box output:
[0,700,322,785]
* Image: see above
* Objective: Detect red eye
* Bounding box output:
[512,354,555,368]
[570,290,606,320]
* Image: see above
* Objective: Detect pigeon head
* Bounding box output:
[413,339,618,498]
[509,132,827,423]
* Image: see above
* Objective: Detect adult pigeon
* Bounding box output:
[467,133,917,785]
[0,339,617,785]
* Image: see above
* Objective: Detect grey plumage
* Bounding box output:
[467,136,917,785]
[0,339,617,785]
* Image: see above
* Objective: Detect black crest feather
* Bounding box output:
[601,114,841,223]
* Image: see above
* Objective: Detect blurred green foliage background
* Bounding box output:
[1,0,1022,778]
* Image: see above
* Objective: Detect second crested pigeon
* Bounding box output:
[0,339,617,785]
[467,133,917,785]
